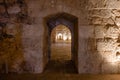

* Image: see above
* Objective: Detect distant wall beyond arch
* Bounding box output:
[51,25,71,43]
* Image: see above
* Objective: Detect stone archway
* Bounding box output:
[43,12,78,73]
[50,25,72,60]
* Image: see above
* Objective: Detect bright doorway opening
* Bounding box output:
[51,25,72,61]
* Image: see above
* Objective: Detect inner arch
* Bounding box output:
[51,25,72,60]
[43,12,78,73]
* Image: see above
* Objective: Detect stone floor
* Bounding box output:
[44,60,77,74]
[1,74,120,80]
[51,42,71,60]
[44,42,77,74]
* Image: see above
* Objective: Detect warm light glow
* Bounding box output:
[68,35,71,40]
[56,30,71,41]
[110,61,118,65]
[51,25,71,42]
[57,33,62,40]
[116,22,120,26]
[63,35,67,41]
[58,33,62,37]
[116,52,120,60]
[117,56,120,59]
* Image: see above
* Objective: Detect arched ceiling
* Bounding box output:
[45,12,78,33]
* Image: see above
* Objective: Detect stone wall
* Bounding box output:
[0,0,24,73]
[0,0,120,74]
[89,0,120,73]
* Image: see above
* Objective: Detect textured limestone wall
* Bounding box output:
[89,0,120,73]
[0,0,120,74]
[0,0,24,73]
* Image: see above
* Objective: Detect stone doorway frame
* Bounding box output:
[43,12,78,71]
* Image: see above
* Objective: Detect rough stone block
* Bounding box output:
[105,26,120,39]
[90,9,111,18]
[97,41,118,51]
[92,17,102,25]
[95,26,105,38]
[99,51,116,63]
[8,5,21,14]
[118,63,120,73]
[102,62,118,74]
[105,0,120,9]
[112,9,120,17]
[0,5,5,13]
[115,17,120,26]
[0,0,3,3]
[6,23,17,35]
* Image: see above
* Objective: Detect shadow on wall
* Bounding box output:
[0,0,39,74]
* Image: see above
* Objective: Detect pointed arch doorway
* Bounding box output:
[43,13,78,73]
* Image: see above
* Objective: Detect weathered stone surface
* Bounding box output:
[105,0,120,9]
[95,26,105,38]
[6,23,17,35]
[0,0,3,3]
[112,9,120,17]
[97,42,114,51]
[0,5,5,13]
[118,63,120,73]
[102,62,118,73]
[8,5,21,14]
[115,17,120,26]
[0,0,120,74]
[0,27,2,34]
[100,51,116,63]
[105,27,119,38]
